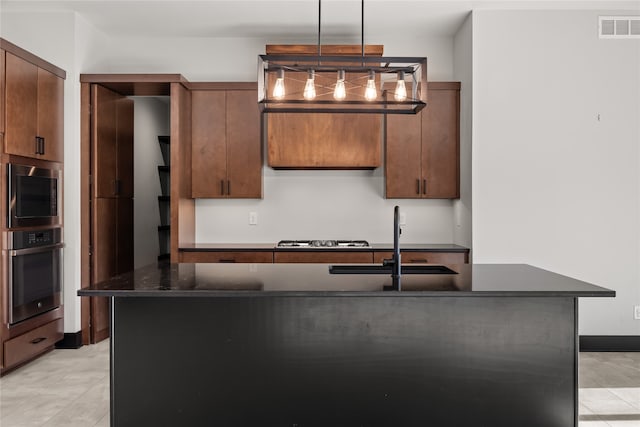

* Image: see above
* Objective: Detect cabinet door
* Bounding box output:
[37,68,64,162]
[422,87,460,198]
[226,90,262,198]
[385,112,422,198]
[92,84,119,198]
[181,251,273,263]
[5,52,38,158]
[0,49,5,136]
[191,90,226,198]
[373,251,467,264]
[116,97,134,198]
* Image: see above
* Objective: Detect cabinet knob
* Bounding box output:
[416,179,420,195]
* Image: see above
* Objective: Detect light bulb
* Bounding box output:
[394,71,407,101]
[303,69,316,100]
[364,70,377,101]
[272,69,285,100]
[334,69,346,100]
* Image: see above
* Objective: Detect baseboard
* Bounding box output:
[580,335,640,352]
[55,331,83,349]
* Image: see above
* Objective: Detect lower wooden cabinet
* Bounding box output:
[181,251,273,263]
[3,319,63,370]
[373,251,468,265]
[274,251,373,264]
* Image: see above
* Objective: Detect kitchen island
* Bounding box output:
[79,262,614,427]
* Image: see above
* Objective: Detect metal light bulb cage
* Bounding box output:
[258,0,427,114]
[258,54,427,114]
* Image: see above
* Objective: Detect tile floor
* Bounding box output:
[0,343,638,426]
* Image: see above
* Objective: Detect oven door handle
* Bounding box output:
[9,243,65,257]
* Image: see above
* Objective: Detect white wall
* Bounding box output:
[472,10,640,335]
[453,13,473,255]
[131,97,170,268]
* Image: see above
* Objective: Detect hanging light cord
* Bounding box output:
[361,0,364,61]
[318,0,322,58]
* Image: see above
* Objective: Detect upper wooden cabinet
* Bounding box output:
[191,85,262,198]
[4,51,64,162]
[386,82,460,199]
[0,49,5,136]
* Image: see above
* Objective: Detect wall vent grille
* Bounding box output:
[599,16,640,38]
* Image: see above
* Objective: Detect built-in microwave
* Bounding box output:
[7,163,61,228]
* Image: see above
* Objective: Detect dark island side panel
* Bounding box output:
[112,296,576,427]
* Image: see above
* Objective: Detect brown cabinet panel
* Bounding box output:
[92,84,134,198]
[5,52,38,158]
[422,87,460,198]
[226,90,262,198]
[4,319,63,369]
[181,251,273,263]
[191,90,226,198]
[37,67,64,162]
[93,198,118,282]
[191,87,262,199]
[385,112,422,198]
[373,251,467,265]
[268,113,382,168]
[385,82,460,199]
[274,251,373,264]
[93,85,118,198]
[0,49,5,135]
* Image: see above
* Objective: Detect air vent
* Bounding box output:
[599,16,640,38]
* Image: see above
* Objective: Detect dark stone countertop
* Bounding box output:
[78,262,615,298]
[179,243,470,252]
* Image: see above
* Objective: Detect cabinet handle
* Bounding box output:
[219,259,236,263]
[423,179,427,195]
[113,180,121,196]
[227,180,231,196]
[416,179,420,195]
[35,137,44,154]
[409,258,428,263]
[30,337,47,344]
[41,137,45,155]
[220,180,225,195]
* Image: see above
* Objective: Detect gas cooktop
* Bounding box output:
[277,240,370,248]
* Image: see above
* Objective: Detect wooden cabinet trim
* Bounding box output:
[187,82,257,91]
[0,38,66,79]
[266,44,383,56]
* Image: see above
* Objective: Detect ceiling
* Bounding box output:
[1,0,638,39]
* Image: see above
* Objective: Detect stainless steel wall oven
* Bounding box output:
[7,228,63,324]
[7,163,61,228]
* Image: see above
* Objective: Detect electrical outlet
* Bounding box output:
[399,212,407,226]
[634,305,640,320]
[249,212,258,225]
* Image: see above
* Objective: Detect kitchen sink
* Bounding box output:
[329,265,458,275]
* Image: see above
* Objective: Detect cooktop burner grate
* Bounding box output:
[277,240,369,248]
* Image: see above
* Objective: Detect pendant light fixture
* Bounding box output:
[258,0,427,114]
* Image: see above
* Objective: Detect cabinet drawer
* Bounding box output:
[181,251,273,263]
[373,251,468,264]
[274,251,373,264]
[4,319,63,369]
